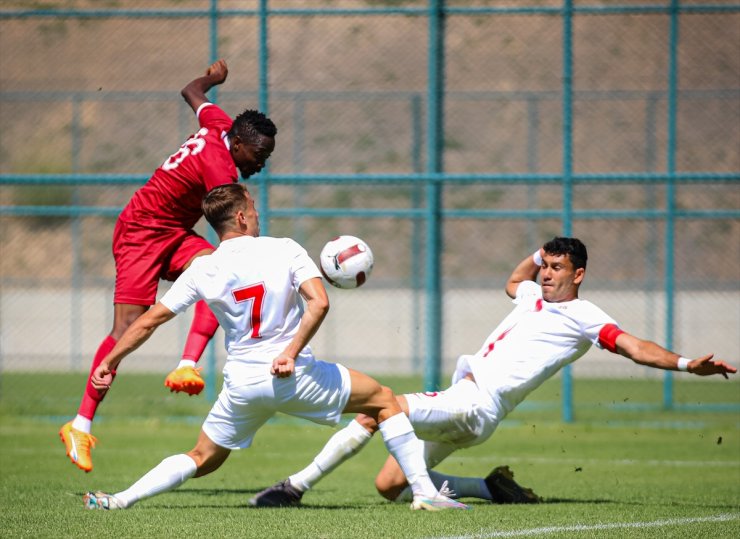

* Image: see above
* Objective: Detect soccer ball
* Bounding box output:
[319,235,374,289]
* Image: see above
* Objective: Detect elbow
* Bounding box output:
[504,281,517,299]
[318,298,330,318]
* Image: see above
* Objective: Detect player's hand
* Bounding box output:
[91,363,115,391]
[205,59,228,85]
[270,354,295,378]
[688,354,737,379]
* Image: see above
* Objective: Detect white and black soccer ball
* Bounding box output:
[319,235,374,289]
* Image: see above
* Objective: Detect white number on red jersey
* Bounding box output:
[162,128,208,171]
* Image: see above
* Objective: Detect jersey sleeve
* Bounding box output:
[197,103,234,131]
[513,280,541,304]
[160,265,202,314]
[286,239,322,288]
[578,302,619,350]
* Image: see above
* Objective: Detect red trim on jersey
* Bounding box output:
[483,327,512,357]
[598,323,624,353]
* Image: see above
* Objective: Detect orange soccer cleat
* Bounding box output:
[164,366,205,396]
[59,421,97,473]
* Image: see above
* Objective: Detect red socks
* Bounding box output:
[181,300,219,362]
[78,335,117,420]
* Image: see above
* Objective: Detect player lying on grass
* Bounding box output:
[82,184,468,512]
[250,237,737,507]
[60,59,277,473]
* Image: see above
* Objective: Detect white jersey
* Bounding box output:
[466,280,618,417]
[160,235,321,367]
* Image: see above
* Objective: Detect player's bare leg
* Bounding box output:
[251,372,468,510]
[85,430,231,509]
[165,248,216,396]
[61,303,148,472]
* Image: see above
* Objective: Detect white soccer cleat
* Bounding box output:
[83,491,125,510]
[410,481,471,511]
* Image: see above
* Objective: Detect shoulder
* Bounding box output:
[514,280,541,303]
[197,103,233,129]
[570,298,616,325]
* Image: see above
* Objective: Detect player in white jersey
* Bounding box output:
[82,183,468,511]
[250,237,736,507]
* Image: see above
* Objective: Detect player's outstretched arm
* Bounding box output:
[614,332,736,379]
[91,303,177,390]
[181,59,229,113]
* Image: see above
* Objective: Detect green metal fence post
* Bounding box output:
[258,0,270,237]
[663,0,681,409]
[424,0,445,391]
[561,0,575,423]
[204,0,220,402]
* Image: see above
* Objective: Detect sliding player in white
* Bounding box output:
[82,183,468,511]
[251,237,736,507]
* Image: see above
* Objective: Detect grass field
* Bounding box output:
[1,373,738,538]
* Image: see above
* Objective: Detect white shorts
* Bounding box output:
[405,378,499,450]
[202,359,351,450]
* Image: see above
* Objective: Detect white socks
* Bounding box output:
[377,413,436,498]
[114,454,197,508]
[177,359,197,369]
[72,415,92,434]
[289,419,372,491]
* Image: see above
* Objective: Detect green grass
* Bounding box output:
[1,374,738,538]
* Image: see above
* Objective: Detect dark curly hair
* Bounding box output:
[228,109,277,144]
[543,237,588,269]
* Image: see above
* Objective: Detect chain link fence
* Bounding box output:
[1,1,738,417]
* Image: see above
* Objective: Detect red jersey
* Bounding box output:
[122,103,237,229]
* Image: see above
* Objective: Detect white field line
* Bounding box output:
[425,513,739,539]
[448,454,739,467]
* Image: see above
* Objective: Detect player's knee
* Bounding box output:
[374,474,406,501]
[111,307,147,338]
[189,449,226,478]
[375,385,403,422]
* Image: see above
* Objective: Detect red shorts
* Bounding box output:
[112,217,214,305]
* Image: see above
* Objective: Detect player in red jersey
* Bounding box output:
[59,59,277,473]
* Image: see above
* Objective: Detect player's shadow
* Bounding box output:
[152,488,366,510]
[532,497,617,505]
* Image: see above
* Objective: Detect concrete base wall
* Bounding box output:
[1,286,738,379]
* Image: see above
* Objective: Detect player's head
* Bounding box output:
[202,183,259,238]
[540,237,587,302]
[227,110,277,180]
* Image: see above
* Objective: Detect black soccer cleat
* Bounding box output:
[484,465,541,504]
[249,479,304,507]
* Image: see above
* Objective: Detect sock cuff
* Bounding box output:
[346,419,373,440]
[167,454,198,480]
[378,412,414,441]
[177,359,197,369]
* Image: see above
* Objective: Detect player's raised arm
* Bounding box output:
[614,331,737,379]
[181,59,229,113]
[91,303,177,390]
[505,247,543,298]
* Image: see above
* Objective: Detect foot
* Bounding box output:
[83,491,125,510]
[248,479,304,507]
[59,421,97,472]
[410,481,470,511]
[484,465,541,504]
[164,366,205,396]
